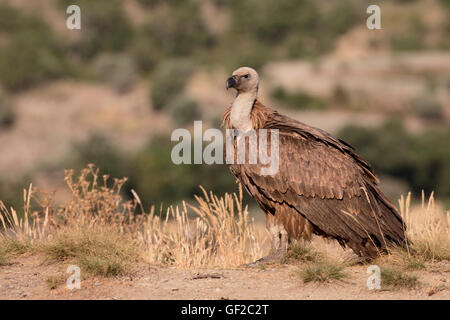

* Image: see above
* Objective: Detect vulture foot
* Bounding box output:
[343,251,372,266]
[243,225,288,267]
[244,250,287,267]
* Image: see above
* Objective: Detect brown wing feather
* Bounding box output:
[223,100,407,253]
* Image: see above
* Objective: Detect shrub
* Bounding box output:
[137,0,181,8]
[42,226,138,277]
[380,267,419,290]
[271,87,326,110]
[332,84,350,106]
[0,4,21,32]
[91,53,138,93]
[390,15,426,51]
[283,243,322,264]
[168,95,202,126]
[138,2,213,58]
[150,60,193,111]
[411,95,445,122]
[0,95,15,129]
[299,260,346,283]
[0,248,6,266]
[130,31,163,73]
[130,136,237,209]
[63,134,239,209]
[338,120,450,200]
[69,134,130,181]
[58,0,133,59]
[228,0,361,61]
[0,12,67,91]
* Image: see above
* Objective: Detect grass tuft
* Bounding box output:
[0,248,6,266]
[283,243,322,264]
[299,260,346,283]
[41,227,138,277]
[399,192,450,263]
[381,267,419,290]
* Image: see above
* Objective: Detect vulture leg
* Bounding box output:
[245,225,288,267]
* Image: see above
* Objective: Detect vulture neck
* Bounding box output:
[230,89,257,131]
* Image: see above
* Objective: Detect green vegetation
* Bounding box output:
[338,120,450,203]
[0,0,449,215]
[411,95,445,122]
[70,134,129,180]
[288,243,346,283]
[283,243,322,264]
[404,256,426,271]
[271,87,326,110]
[225,0,360,63]
[41,227,138,277]
[390,15,427,51]
[0,247,7,266]
[0,95,15,129]
[138,2,213,60]
[62,135,237,209]
[299,260,347,283]
[150,60,194,111]
[381,267,419,289]
[0,238,33,257]
[130,137,237,208]
[0,5,68,91]
[91,53,138,93]
[167,95,202,126]
[58,0,133,60]
[0,0,364,91]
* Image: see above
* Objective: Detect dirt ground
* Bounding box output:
[0,255,448,300]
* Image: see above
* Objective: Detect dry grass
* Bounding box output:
[399,191,450,262]
[0,165,268,276]
[366,191,449,290]
[138,186,267,268]
[0,165,448,280]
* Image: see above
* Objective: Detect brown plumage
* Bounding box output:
[223,67,407,261]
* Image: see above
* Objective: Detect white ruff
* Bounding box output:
[230,91,256,131]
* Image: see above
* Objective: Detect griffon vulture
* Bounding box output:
[223,67,408,264]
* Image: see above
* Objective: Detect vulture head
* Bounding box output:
[226,67,259,93]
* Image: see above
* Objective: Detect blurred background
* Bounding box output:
[0,0,449,212]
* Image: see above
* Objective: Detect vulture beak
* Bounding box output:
[226,76,237,90]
